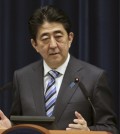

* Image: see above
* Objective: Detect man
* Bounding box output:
[0,5,119,133]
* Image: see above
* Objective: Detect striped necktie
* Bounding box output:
[45,70,59,117]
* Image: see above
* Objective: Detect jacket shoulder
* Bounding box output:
[14,60,42,75]
[70,56,104,74]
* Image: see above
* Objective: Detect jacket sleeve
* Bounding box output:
[10,71,22,116]
[89,71,119,134]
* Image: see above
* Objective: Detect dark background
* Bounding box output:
[0,0,119,130]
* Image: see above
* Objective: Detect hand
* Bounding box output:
[0,110,12,129]
[66,111,90,131]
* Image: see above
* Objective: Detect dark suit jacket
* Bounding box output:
[11,56,119,133]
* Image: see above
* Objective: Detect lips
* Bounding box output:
[49,52,59,55]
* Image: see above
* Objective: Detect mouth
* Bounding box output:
[49,52,59,55]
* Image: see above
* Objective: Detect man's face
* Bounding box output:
[31,22,74,69]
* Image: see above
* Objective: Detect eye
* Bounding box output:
[55,34,63,41]
[41,36,50,44]
[40,35,50,44]
[41,35,49,41]
[56,35,62,39]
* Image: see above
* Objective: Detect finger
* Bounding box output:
[0,110,6,120]
[66,127,81,131]
[75,111,84,120]
[69,123,90,131]
[73,119,86,125]
[66,128,72,130]
[69,123,82,129]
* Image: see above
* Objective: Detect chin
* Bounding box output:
[48,61,61,69]
[47,55,65,67]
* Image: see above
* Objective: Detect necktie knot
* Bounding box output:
[48,70,60,79]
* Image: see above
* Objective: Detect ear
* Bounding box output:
[68,32,74,47]
[31,39,38,52]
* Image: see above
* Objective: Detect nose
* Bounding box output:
[49,37,57,48]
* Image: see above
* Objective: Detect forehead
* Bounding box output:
[37,22,67,35]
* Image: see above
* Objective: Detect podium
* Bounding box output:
[1,124,111,134]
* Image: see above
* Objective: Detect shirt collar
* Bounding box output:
[43,53,70,76]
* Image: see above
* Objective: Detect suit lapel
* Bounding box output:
[53,56,83,122]
[30,60,46,115]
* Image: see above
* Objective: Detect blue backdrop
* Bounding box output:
[0,0,119,130]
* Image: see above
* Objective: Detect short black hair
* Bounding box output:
[28,5,71,40]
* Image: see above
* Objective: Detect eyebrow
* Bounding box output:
[41,33,49,38]
[54,30,63,34]
[41,30,63,38]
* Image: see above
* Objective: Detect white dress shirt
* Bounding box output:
[43,54,70,96]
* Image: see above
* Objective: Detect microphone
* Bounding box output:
[75,78,96,122]
[0,82,13,91]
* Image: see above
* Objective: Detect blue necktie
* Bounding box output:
[45,70,59,117]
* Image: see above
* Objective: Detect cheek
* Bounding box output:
[37,45,48,55]
[57,42,70,51]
